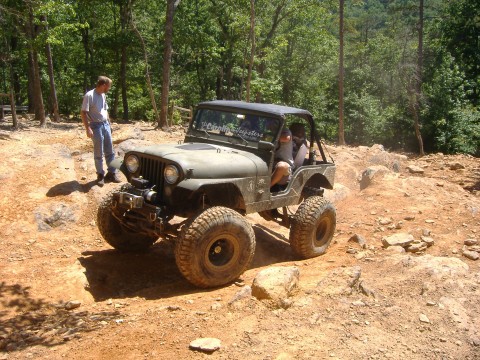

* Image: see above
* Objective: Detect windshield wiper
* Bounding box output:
[228,134,248,146]
[199,129,210,138]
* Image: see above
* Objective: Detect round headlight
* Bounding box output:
[125,154,140,173]
[164,164,180,184]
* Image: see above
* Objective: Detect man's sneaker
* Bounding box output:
[97,173,105,187]
[105,171,122,183]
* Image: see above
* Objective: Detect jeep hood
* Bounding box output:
[130,143,267,178]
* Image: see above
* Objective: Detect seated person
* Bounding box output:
[271,127,293,187]
[289,122,309,168]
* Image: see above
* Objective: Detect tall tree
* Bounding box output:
[338,0,345,145]
[41,15,60,122]
[410,0,424,155]
[119,0,133,122]
[159,0,181,129]
[131,18,160,124]
[245,0,255,102]
[27,4,46,125]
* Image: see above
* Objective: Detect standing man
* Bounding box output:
[81,76,121,186]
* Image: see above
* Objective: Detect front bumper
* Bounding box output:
[117,191,144,208]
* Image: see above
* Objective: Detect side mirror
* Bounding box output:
[257,140,274,151]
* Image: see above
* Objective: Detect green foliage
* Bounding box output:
[0,0,478,155]
[422,52,479,155]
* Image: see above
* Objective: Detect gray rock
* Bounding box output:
[348,234,367,249]
[35,203,78,231]
[407,241,428,253]
[252,267,299,308]
[359,166,390,190]
[228,285,252,306]
[359,281,376,297]
[385,245,405,254]
[316,266,363,296]
[462,250,479,260]
[464,239,478,246]
[382,233,414,248]
[449,162,465,170]
[189,338,221,353]
[407,165,425,174]
[421,236,435,247]
[419,314,430,323]
[468,245,480,252]
[378,217,393,226]
[64,300,81,310]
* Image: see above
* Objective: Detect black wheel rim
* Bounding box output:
[314,216,333,246]
[206,236,237,267]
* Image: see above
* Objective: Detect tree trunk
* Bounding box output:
[9,68,18,129]
[132,21,160,123]
[27,50,35,113]
[246,0,255,103]
[32,49,46,125]
[338,0,345,145]
[414,0,425,156]
[42,16,60,122]
[81,28,89,92]
[28,6,45,125]
[10,35,21,105]
[119,1,132,122]
[120,45,128,121]
[111,4,119,119]
[159,0,181,129]
[3,37,18,129]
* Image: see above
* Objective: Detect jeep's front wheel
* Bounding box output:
[97,186,158,252]
[175,207,255,288]
[289,196,336,258]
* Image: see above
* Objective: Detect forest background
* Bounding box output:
[0,0,478,155]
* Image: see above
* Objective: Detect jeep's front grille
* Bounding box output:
[139,157,165,189]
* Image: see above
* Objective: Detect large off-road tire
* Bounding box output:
[175,206,255,288]
[97,186,158,252]
[289,196,336,259]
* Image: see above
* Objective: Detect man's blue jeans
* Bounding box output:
[90,121,115,176]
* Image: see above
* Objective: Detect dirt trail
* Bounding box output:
[0,118,479,360]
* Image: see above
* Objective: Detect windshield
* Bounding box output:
[192,108,281,143]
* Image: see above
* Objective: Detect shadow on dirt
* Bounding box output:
[251,224,295,267]
[78,241,193,301]
[46,180,97,197]
[78,226,295,301]
[0,282,120,353]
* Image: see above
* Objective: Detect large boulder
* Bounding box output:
[359,165,391,190]
[251,266,300,309]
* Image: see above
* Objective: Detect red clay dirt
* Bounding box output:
[0,117,479,360]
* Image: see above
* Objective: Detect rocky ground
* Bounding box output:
[0,116,479,360]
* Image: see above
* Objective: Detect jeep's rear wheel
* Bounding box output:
[175,206,255,288]
[97,186,158,252]
[289,196,336,258]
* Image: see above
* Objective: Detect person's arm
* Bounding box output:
[279,129,291,143]
[81,110,93,138]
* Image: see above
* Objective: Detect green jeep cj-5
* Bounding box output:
[97,101,336,287]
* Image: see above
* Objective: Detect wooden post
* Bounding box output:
[0,93,7,121]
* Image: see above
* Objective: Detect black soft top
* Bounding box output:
[197,100,313,119]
